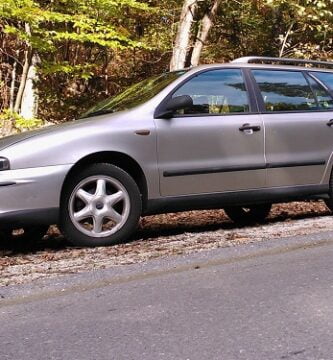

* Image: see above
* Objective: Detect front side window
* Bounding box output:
[172,69,250,115]
[252,70,317,112]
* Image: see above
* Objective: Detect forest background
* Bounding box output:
[0,0,332,135]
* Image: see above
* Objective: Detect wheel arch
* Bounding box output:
[60,151,148,211]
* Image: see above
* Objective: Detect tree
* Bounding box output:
[1,0,333,135]
[0,0,151,122]
[169,0,222,70]
[190,0,220,66]
[170,0,198,71]
[265,0,333,58]
[170,0,333,72]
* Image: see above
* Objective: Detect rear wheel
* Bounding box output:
[60,163,141,247]
[224,204,272,224]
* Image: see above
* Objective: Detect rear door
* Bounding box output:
[155,68,266,197]
[251,68,333,187]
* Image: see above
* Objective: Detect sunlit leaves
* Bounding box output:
[0,0,153,52]
[263,0,333,58]
[0,109,43,133]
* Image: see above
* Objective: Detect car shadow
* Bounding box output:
[0,233,69,254]
[135,209,331,240]
[0,206,331,255]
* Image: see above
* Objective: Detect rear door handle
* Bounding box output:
[327,119,333,127]
[239,123,261,132]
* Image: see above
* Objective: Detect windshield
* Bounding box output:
[81,70,187,118]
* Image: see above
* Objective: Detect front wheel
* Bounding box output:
[60,164,142,247]
[224,204,272,224]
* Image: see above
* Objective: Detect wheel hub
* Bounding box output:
[96,202,104,210]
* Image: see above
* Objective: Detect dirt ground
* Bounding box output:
[0,201,332,286]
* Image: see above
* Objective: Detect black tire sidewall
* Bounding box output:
[60,163,142,247]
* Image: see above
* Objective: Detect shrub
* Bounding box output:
[0,109,43,137]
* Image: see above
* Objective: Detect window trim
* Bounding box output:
[250,68,333,114]
[154,67,258,119]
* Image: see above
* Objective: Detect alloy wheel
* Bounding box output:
[69,175,131,238]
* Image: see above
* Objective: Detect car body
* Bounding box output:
[1,56,333,246]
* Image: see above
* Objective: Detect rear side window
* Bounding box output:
[310,71,333,90]
[172,69,249,115]
[307,76,333,110]
[252,70,317,112]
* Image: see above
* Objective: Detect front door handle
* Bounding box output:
[239,123,261,132]
[327,119,333,127]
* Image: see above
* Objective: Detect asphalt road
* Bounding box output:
[1,232,333,360]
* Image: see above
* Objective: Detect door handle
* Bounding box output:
[327,119,333,127]
[239,123,261,132]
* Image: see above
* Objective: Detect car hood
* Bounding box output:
[0,126,60,151]
[0,114,122,152]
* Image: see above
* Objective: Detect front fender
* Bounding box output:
[0,113,160,198]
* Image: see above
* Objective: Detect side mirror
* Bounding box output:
[155,95,193,119]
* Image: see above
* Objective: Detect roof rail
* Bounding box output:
[231,56,333,68]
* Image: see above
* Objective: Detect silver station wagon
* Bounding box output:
[1,56,333,247]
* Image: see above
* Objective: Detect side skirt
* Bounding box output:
[144,184,329,215]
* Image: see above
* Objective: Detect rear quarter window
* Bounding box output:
[310,71,333,90]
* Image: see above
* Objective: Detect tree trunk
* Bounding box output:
[191,0,220,67]
[13,48,31,114]
[20,52,40,119]
[13,22,39,119]
[279,22,294,57]
[170,0,198,71]
[9,51,19,112]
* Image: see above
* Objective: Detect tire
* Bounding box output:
[60,163,142,247]
[224,204,272,224]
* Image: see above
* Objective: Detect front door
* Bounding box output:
[154,68,266,197]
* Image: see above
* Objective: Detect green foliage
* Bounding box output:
[264,0,333,58]
[0,0,153,52]
[0,109,43,133]
[41,62,95,80]
[0,0,159,124]
[199,0,333,63]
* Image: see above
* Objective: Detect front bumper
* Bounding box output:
[0,164,72,226]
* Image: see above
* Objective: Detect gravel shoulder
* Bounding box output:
[1,201,332,286]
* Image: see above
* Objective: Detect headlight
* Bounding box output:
[0,157,10,171]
